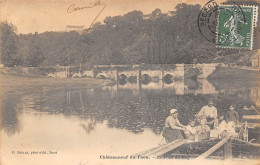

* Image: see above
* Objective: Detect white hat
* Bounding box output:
[170,109,177,114]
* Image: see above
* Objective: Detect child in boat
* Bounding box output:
[184,119,197,141]
[195,115,210,140]
[216,116,227,136]
[225,105,239,123]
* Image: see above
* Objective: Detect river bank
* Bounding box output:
[209,66,260,79]
[0,74,113,96]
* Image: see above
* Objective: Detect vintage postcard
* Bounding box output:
[0,0,260,165]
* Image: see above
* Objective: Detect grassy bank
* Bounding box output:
[0,74,113,95]
[209,67,260,79]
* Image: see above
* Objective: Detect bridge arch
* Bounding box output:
[142,74,152,84]
[118,74,127,80]
[127,76,138,83]
[164,74,173,84]
[118,79,127,85]
[97,74,107,79]
[117,70,139,81]
[141,70,163,80]
[142,74,151,80]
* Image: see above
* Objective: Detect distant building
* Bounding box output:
[250,49,260,68]
[65,25,85,33]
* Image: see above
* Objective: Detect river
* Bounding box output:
[1,77,259,164]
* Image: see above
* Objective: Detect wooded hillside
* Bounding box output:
[1,2,259,67]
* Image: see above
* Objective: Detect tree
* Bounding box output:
[0,22,19,66]
[24,34,44,67]
[1,2,249,67]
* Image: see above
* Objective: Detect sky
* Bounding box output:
[0,0,212,34]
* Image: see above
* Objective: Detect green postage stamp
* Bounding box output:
[216,5,258,50]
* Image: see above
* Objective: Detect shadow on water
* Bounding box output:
[1,95,20,136]
[164,74,173,84]
[1,78,260,136]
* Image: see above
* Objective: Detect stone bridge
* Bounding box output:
[184,63,219,78]
[79,63,219,80]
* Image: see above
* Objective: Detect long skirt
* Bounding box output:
[162,127,184,143]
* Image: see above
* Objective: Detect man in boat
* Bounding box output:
[196,100,218,129]
[162,109,186,143]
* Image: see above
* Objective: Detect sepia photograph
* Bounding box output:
[0,0,260,164]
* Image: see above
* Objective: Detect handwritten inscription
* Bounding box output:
[67,1,104,13]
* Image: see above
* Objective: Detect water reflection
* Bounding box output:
[116,78,218,95]
[1,96,20,136]
[1,78,259,137]
[1,112,162,165]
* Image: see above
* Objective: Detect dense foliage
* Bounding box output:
[1,3,259,67]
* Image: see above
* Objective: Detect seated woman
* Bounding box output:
[162,109,186,143]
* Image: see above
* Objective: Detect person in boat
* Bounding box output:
[184,119,198,141]
[195,115,210,140]
[216,115,237,138]
[216,116,228,137]
[162,109,186,143]
[225,105,239,123]
[196,100,218,129]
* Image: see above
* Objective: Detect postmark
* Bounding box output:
[198,0,219,42]
[216,5,258,50]
[198,0,244,43]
